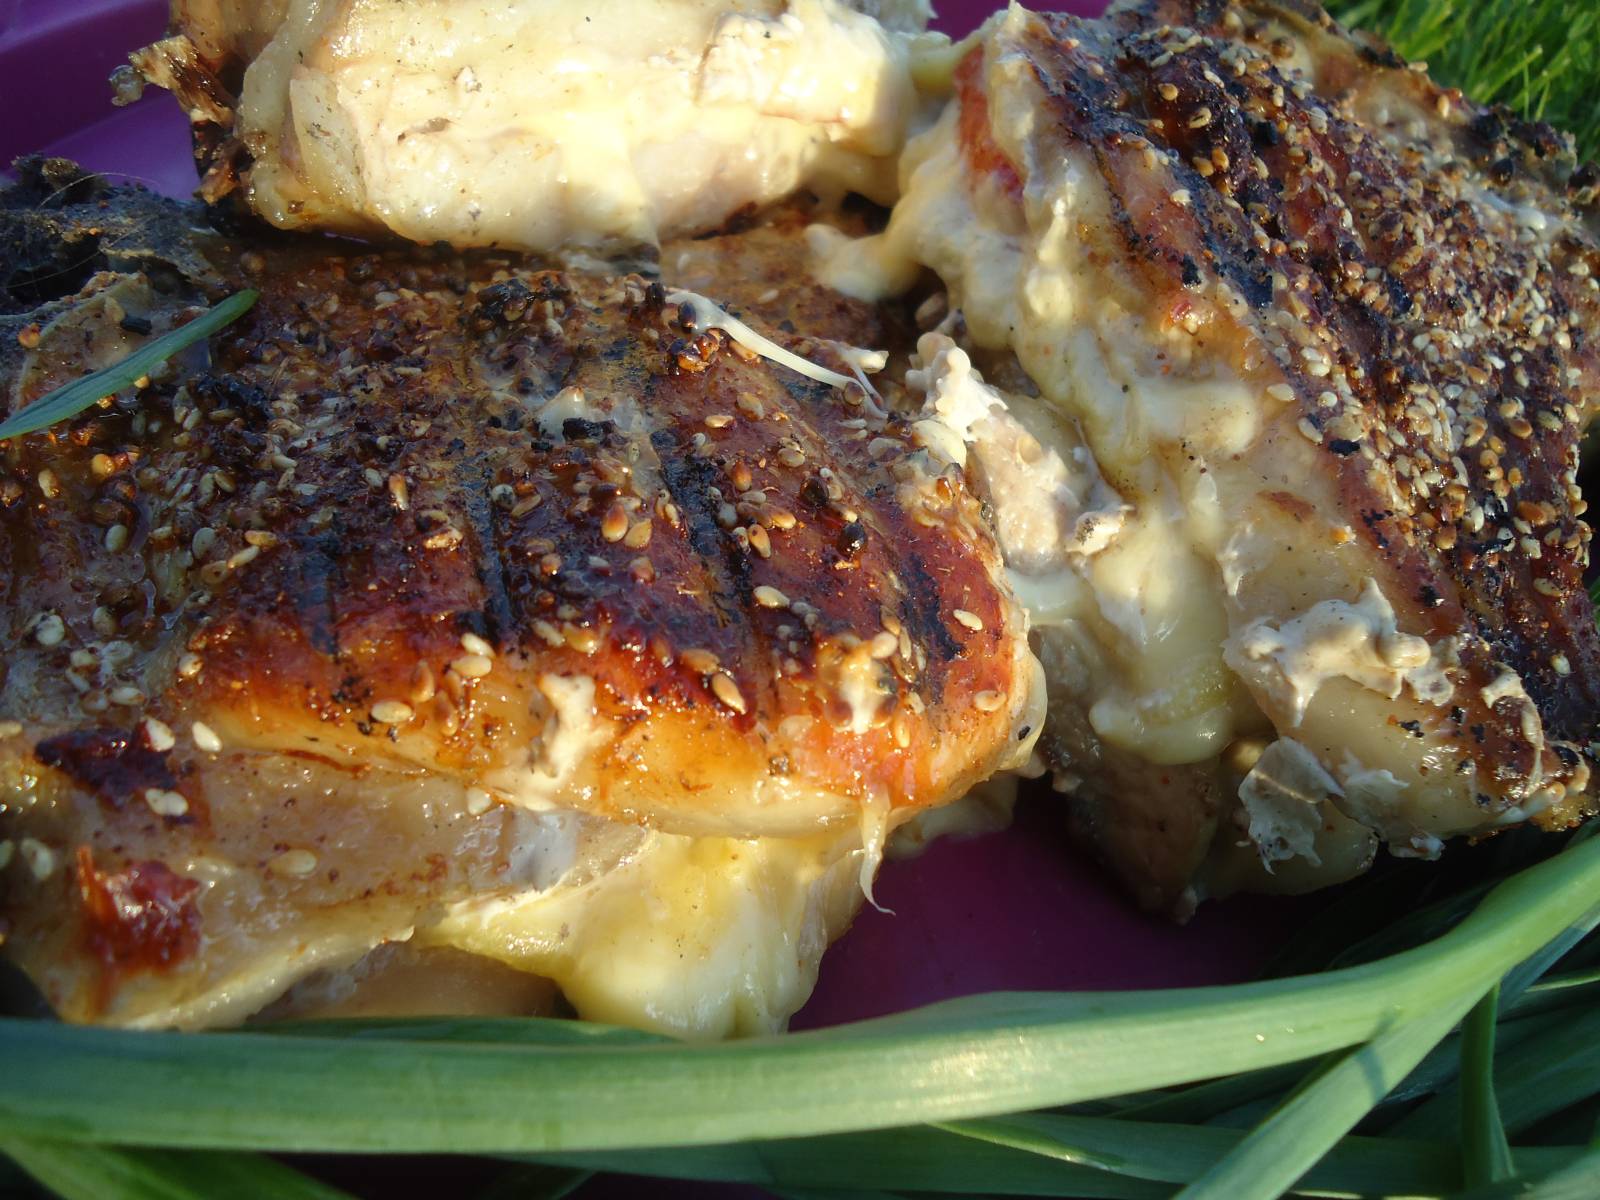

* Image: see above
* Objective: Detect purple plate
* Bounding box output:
[0,0,1298,1030]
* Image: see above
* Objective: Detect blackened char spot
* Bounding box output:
[36,729,179,810]
[651,422,754,622]
[460,459,516,645]
[896,552,962,706]
[293,537,343,656]
[562,417,614,442]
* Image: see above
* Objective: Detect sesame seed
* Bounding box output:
[34,613,65,647]
[681,648,721,676]
[192,721,222,753]
[450,653,493,679]
[953,609,985,632]
[974,690,1005,713]
[227,545,261,569]
[244,530,278,548]
[388,474,410,510]
[1552,654,1572,676]
[1170,188,1192,206]
[710,672,747,714]
[704,413,734,429]
[269,849,319,878]
[460,632,495,658]
[600,501,629,543]
[104,524,130,553]
[754,586,790,608]
[109,685,145,707]
[36,468,60,498]
[144,788,189,818]
[1157,82,1178,100]
[19,838,56,880]
[1533,578,1561,597]
[370,699,415,725]
[177,653,204,679]
[142,718,176,752]
[1297,417,1323,444]
[423,526,464,551]
[869,632,899,659]
[465,787,493,815]
[1266,383,1296,403]
[748,525,772,558]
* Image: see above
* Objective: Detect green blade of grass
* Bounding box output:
[0,1139,350,1200]
[474,1164,593,1200]
[1393,1000,1600,1140]
[1172,994,1479,1200]
[4,833,1598,1156]
[0,290,258,441]
[523,1121,1591,1199]
[1461,984,1515,1190]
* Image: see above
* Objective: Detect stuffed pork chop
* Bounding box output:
[821,0,1600,911]
[0,163,1041,1032]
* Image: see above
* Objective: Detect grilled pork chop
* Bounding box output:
[0,164,1040,1030]
[821,0,1599,910]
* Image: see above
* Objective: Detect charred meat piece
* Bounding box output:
[841,0,1598,911]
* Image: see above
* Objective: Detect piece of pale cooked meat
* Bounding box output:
[0,168,1039,1029]
[832,0,1598,911]
[127,0,931,251]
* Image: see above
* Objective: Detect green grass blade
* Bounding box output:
[265,1016,669,1048]
[0,291,258,441]
[1461,984,1515,1189]
[1113,1063,1310,1124]
[475,1163,593,1200]
[0,1139,349,1200]
[523,1123,1590,1198]
[1394,1001,1600,1140]
[518,1126,1173,1199]
[1173,993,1479,1200]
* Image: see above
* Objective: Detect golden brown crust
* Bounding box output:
[1,205,1034,842]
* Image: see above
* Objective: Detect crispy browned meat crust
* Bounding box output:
[2,197,1031,841]
[1002,0,1597,807]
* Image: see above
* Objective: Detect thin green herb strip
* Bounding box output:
[0,290,259,442]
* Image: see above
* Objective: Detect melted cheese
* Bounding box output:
[1224,579,1454,727]
[423,827,864,1038]
[221,0,935,250]
[483,674,614,813]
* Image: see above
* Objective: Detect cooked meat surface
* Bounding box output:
[129,0,933,251]
[827,0,1598,910]
[0,166,1039,1029]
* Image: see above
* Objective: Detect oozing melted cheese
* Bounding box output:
[423,826,865,1038]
